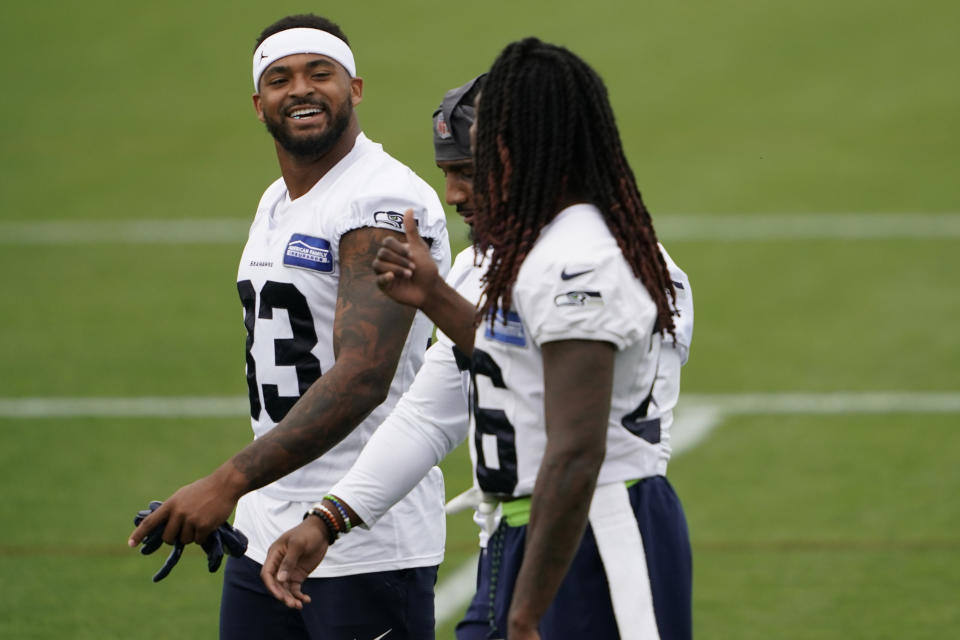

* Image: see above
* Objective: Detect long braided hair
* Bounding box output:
[472,37,676,339]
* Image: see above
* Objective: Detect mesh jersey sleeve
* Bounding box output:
[328,339,470,527]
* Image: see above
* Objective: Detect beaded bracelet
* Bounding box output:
[324,495,352,533]
[304,504,340,544]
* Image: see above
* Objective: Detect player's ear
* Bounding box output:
[252,93,266,123]
[350,77,363,107]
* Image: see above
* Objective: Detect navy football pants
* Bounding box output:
[455,476,692,640]
[219,555,437,639]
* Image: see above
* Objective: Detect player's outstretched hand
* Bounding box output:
[128,473,240,549]
[261,517,331,610]
[373,208,439,309]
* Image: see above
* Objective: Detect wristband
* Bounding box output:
[304,505,339,545]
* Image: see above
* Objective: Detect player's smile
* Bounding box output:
[288,105,324,120]
[285,102,328,127]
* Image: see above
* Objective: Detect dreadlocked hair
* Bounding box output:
[471,37,677,340]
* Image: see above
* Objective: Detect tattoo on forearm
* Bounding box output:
[232,227,415,491]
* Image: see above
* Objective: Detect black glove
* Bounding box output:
[133,501,248,581]
[200,520,248,573]
[133,501,184,582]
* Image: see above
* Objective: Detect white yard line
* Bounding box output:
[656,213,960,241]
[2,213,958,245]
[2,392,957,419]
[683,391,960,414]
[0,219,251,245]
[434,554,482,629]
[670,405,725,455]
[0,395,247,418]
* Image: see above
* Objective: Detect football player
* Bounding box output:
[371,39,693,639]
[129,13,451,640]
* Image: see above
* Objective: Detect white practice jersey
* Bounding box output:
[234,133,450,575]
[470,204,682,498]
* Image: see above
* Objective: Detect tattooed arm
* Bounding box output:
[129,227,416,547]
[506,339,615,639]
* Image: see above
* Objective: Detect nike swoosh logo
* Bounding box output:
[561,268,594,280]
[355,630,392,640]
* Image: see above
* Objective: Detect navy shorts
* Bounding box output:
[455,475,692,640]
[220,555,438,640]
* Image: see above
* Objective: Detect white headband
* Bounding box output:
[252,27,357,90]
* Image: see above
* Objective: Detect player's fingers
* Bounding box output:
[261,548,301,609]
[375,271,396,291]
[275,550,301,585]
[274,539,317,591]
[134,500,163,525]
[287,579,311,606]
[375,239,416,269]
[372,254,413,280]
[402,209,425,246]
[129,503,169,546]
[179,520,197,546]
[195,520,220,547]
[380,235,410,257]
[162,511,184,545]
[279,583,305,610]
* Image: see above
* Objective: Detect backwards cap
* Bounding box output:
[433,74,485,162]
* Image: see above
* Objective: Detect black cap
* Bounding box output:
[432,74,485,163]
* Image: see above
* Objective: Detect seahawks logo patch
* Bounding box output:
[554,290,603,307]
[374,210,405,229]
[283,234,333,273]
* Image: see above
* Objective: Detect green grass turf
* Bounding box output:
[0,0,958,637]
[663,237,960,393]
[0,418,243,639]
[670,413,960,638]
[0,244,243,396]
[693,549,959,640]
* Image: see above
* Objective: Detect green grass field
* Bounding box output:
[1,1,958,638]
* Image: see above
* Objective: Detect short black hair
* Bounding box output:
[254,14,349,53]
